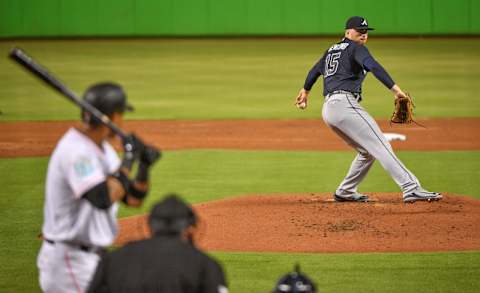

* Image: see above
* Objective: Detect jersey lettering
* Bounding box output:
[325,52,341,77]
[328,43,349,52]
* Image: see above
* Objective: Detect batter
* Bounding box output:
[37,82,158,292]
[295,16,442,203]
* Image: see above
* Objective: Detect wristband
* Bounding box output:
[129,185,148,200]
[135,162,150,182]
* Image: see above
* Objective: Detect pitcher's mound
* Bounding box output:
[116,193,480,253]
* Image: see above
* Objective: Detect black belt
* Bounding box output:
[45,239,106,256]
[326,90,362,102]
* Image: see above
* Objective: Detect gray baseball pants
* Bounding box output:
[322,91,420,196]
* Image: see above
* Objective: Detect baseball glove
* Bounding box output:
[390,93,415,124]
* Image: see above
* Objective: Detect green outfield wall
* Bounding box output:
[1,0,479,37]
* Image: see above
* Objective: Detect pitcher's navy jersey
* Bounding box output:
[303,38,395,96]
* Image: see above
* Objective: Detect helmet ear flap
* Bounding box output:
[81,110,101,126]
[187,207,197,227]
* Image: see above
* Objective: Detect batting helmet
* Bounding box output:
[148,194,197,236]
[82,82,133,125]
[272,264,317,293]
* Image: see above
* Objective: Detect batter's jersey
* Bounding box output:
[88,236,228,293]
[303,38,395,96]
[41,128,120,247]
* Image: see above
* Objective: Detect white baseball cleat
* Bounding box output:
[334,192,370,202]
[403,188,442,203]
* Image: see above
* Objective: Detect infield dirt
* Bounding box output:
[3,118,479,253]
[117,193,480,253]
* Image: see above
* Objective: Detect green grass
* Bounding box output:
[0,150,479,291]
[1,38,478,291]
[213,251,480,293]
[0,38,479,121]
[137,150,480,213]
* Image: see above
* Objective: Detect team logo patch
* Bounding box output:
[73,157,95,178]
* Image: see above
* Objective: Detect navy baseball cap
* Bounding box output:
[345,16,374,30]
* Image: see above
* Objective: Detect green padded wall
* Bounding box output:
[0,0,478,37]
[59,0,98,36]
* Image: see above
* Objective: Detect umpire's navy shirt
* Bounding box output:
[303,38,395,96]
[87,235,227,293]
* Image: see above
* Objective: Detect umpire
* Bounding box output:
[87,194,228,293]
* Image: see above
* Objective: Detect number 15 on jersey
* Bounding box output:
[325,52,341,77]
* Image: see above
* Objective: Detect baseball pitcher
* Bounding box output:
[295,16,442,203]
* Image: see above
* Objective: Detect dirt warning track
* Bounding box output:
[1,118,479,157]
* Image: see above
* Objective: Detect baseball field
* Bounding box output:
[1,38,480,292]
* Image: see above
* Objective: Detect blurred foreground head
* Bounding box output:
[148,194,197,237]
[272,264,316,293]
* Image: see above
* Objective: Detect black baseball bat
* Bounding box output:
[9,47,128,140]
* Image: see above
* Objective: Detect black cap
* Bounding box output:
[345,16,374,30]
[148,194,197,235]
